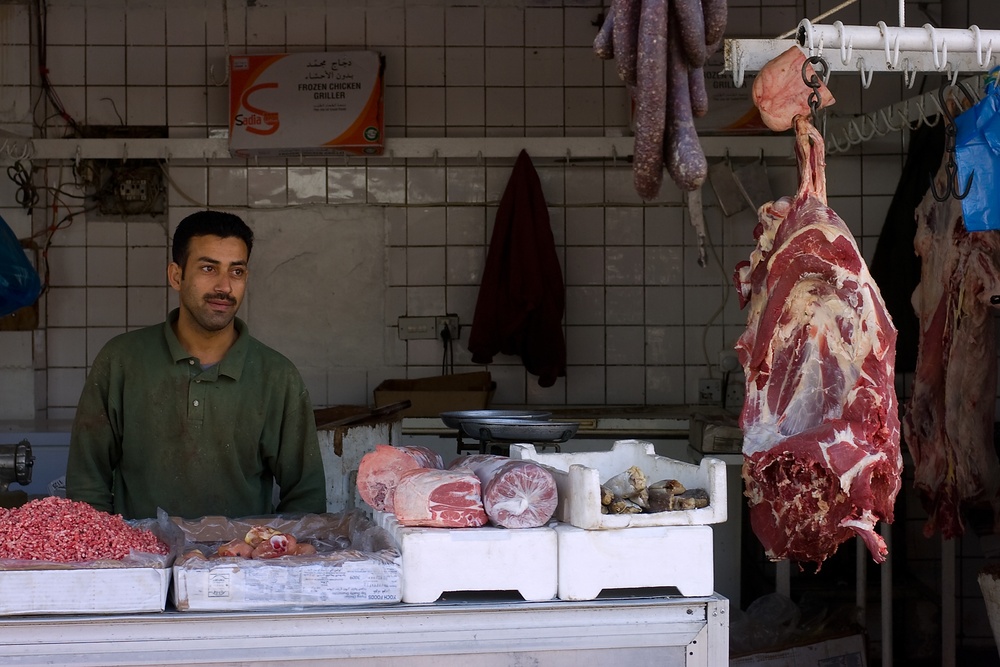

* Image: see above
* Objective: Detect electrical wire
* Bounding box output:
[32,0,81,138]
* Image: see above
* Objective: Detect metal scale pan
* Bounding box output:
[457,418,579,455]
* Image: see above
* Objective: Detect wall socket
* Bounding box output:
[436,315,460,340]
[725,379,746,409]
[698,378,722,405]
[398,315,460,340]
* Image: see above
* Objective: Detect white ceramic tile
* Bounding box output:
[606,365,645,404]
[829,196,864,237]
[485,88,523,127]
[685,325,723,371]
[367,166,407,204]
[566,325,605,365]
[167,46,206,86]
[485,6,523,47]
[446,87,485,127]
[84,46,125,86]
[87,327,125,366]
[387,247,407,286]
[564,167,604,205]
[45,328,86,368]
[682,285,725,326]
[525,48,562,87]
[606,247,643,285]
[645,247,684,285]
[406,87,446,126]
[565,247,603,286]
[248,167,287,207]
[127,287,167,327]
[407,47,445,86]
[127,5,165,46]
[208,166,248,207]
[166,3,206,46]
[287,167,326,204]
[87,248,126,287]
[407,167,447,205]
[326,368,369,406]
[446,207,486,244]
[604,85,631,128]
[645,286,684,325]
[45,288,86,327]
[485,48,523,86]
[247,6,286,46]
[566,366,603,404]
[45,46,84,86]
[489,365,526,404]
[47,247,86,287]
[445,6,484,46]
[86,5,125,45]
[126,86,166,125]
[286,5,326,46]
[645,205,686,245]
[127,247,167,286]
[87,287,126,327]
[406,207,446,245]
[564,47,602,87]
[534,166,565,206]
[444,165,485,203]
[564,6,602,47]
[406,285,446,316]
[406,247,446,286]
[645,326,685,365]
[525,7,563,47]
[166,166,208,207]
[525,87,563,127]
[47,368,86,408]
[565,87,604,127]
[565,285,604,325]
[405,6,444,47]
[605,207,644,245]
[87,222,126,246]
[446,246,484,285]
[45,4,85,44]
[606,326,645,365]
[327,166,368,203]
[445,284,479,327]
[126,46,166,86]
[327,7,367,46]
[565,207,603,245]
[167,86,207,126]
[445,47,484,86]
[645,366,684,405]
[384,207,406,246]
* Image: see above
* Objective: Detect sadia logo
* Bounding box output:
[363,126,380,142]
[234,83,280,135]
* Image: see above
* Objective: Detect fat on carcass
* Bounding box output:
[356,445,443,513]
[392,468,488,528]
[733,115,902,568]
[752,46,835,131]
[903,156,1000,538]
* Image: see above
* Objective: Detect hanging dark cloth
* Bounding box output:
[468,150,567,387]
[869,119,946,373]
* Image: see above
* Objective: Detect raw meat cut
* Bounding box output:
[733,115,902,567]
[356,445,444,513]
[752,46,835,132]
[450,454,557,528]
[392,468,488,528]
[903,157,1000,539]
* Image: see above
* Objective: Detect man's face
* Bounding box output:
[168,234,249,334]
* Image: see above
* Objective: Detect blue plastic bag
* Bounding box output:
[0,213,41,316]
[955,74,1000,231]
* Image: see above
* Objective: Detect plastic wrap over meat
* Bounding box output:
[450,454,557,528]
[733,116,902,568]
[392,468,488,528]
[903,155,1000,539]
[356,445,444,513]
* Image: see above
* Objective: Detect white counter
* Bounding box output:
[0,594,729,666]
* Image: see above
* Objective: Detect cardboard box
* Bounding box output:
[171,512,401,611]
[373,371,495,417]
[730,634,868,667]
[510,439,727,530]
[229,50,385,157]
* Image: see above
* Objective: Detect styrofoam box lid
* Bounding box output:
[510,439,727,530]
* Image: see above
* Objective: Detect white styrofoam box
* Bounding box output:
[0,567,170,615]
[510,439,727,530]
[377,511,558,604]
[554,523,714,600]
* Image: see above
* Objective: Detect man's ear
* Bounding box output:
[167,262,183,291]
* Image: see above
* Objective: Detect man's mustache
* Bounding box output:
[205,293,237,305]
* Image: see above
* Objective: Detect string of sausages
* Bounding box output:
[594,0,728,200]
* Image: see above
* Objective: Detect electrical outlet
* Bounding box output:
[436,315,460,340]
[119,178,149,202]
[398,316,437,340]
[725,379,745,409]
[698,378,722,405]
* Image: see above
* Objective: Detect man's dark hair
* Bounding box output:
[172,210,254,267]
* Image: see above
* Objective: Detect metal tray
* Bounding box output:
[439,410,552,430]
[458,419,579,444]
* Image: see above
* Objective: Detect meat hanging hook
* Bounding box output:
[801,55,830,122]
[928,86,974,202]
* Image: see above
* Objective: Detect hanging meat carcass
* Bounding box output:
[733,115,902,567]
[903,156,1000,539]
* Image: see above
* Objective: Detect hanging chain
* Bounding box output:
[801,55,830,119]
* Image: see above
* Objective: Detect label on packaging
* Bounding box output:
[229,51,385,157]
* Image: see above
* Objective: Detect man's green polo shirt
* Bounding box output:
[67,309,327,519]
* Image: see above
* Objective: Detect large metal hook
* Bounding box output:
[928,86,973,201]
